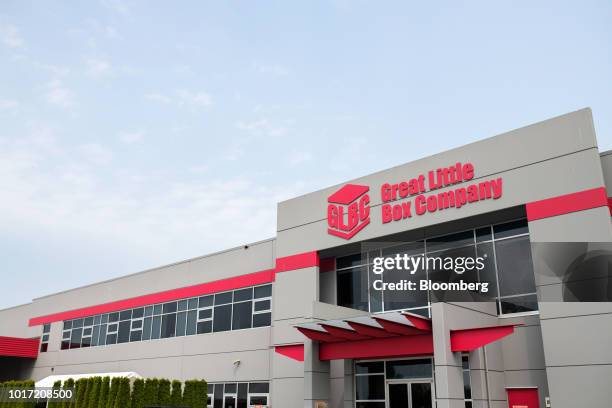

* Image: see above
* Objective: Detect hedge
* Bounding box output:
[0,377,207,408]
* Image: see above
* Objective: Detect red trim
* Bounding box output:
[450,324,517,352]
[319,257,335,273]
[275,344,304,362]
[328,184,369,205]
[29,269,275,327]
[319,334,433,361]
[526,187,608,221]
[275,251,319,273]
[0,336,39,359]
[608,197,612,216]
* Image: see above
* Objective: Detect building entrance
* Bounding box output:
[387,381,433,408]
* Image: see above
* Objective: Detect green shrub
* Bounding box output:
[170,380,182,407]
[48,380,63,408]
[144,378,160,407]
[97,377,110,408]
[87,377,101,408]
[157,379,171,406]
[113,378,130,408]
[63,378,75,408]
[130,379,144,408]
[105,378,119,408]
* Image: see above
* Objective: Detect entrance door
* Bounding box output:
[223,394,236,408]
[507,388,539,408]
[387,382,433,408]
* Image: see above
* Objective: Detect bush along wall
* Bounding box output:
[0,377,207,408]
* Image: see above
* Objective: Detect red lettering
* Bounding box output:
[382,204,392,223]
[463,162,474,181]
[415,195,427,215]
[381,183,392,202]
[327,205,339,228]
[359,194,370,221]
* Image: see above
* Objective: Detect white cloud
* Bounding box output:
[45,79,75,109]
[253,62,289,76]
[0,99,19,111]
[119,130,145,144]
[285,150,313,166]
[0,24,24,48]
[145,90,213,109]
[78,143,113,164]
[236,118,287,137]
[86,58,112,77]
[177,90,213,108]
[145,92,173,104]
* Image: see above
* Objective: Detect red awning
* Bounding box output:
[0,336,39,359]
[295,312,518,361]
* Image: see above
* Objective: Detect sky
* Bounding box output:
[1,1,611,309]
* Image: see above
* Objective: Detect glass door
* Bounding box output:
[223,394,236,408]
[388,383,409,408]
[409,381,432,408]
[387,381,433,408]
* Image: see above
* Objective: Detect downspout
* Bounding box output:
[483,345,491,408]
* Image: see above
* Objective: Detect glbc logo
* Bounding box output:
[327,184,370,240]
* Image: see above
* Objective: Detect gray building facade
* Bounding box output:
[1,108,611,408]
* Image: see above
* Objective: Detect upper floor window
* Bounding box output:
[40,323,50,352]
[60,283,272,350]
[335,219,537,317]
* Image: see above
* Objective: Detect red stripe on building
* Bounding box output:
[0,336,40,359]
[274,344,304,362]
[526,187,608,221]
[29,269,275,327]
[275,251,319,273]
[319,334,433,361]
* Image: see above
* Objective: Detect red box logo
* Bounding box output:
[327,184,370,240]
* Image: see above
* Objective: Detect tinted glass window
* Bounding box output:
[176,311,187,336]
[495,236,536,297]
[84,317,94,326]
[142,317,152,340]
[197,320,212,334]
[337,253,363,269]
[232,301,252,330]
[213,304,232,332]
[151,316,161,339]
[117,321,131,343]
[119,310,132,321]
[355,375,384,400]
[163,302,177,314]
[161,313,176,338]
[186,310,197,335]
[215,292,233,305]
[252,312,271,328]
[426,230,474,252]
[337,267,369,311]
[254,300,270,312]
[132,308,144,318]
[355,361,384,374]
[494,219,528,239]
[248,383,269,393]
[254,284,272,299]
[233,288,252,302]
[385,359,432,379]
[198,309,212,320]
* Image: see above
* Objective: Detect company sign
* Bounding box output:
[327,162,503,240]
[327,184,371,240]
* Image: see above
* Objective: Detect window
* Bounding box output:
[206,382,269,408]
[334,218,536,317]
[58,283,273,351]
[463,355,472,408]
[40,324,50,352]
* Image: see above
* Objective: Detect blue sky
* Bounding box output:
[1,1,611,309]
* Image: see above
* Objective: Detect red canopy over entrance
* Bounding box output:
[295,312,517,361]
[0,336,39,359]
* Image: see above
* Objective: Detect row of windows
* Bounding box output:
[207,382,269,408]
[336,219,538,317]
[60,284,272,350]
